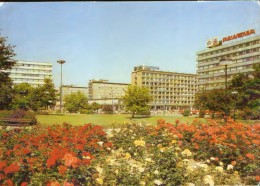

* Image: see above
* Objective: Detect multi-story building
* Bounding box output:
[131,65,198,110]
[88,79,130,110]
[62,85,88,100]
[197,29,260,91]
[6,60,52,87]
[55,85,88,112]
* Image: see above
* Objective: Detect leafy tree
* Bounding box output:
[122,85,152,118]
[0,35,16,109]
[229,64,260,119]
[194,89,231,118]
[89,102,101,113]
[11,79,57,112]
[195,64,260,119]
[0,78,13,110]
[64,91,88,113]
[29,87,43,112]
[11,83,34,110]
[39,78,57,109]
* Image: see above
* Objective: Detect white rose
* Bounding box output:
[227,164,233,170]
[139,167,145,172]
[154,179,163,185]
[204,175,214,186]
[215,166,223,172]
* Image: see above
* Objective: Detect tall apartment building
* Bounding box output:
[6,60,52,87]
[197,29,260,91]
[131,65,198,110]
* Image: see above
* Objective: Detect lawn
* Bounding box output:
[36,114,202,128]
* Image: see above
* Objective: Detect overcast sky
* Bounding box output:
[0,1,259,87]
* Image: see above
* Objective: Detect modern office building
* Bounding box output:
[62,85,88,100]
[131,65,198,110]
[6,60,52,87]
[197,29,260,91]
[88,79,129,110]
[55,85,88,112]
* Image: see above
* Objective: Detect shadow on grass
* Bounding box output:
[125,115,151,119]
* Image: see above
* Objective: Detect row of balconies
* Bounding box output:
[10,76,51,80]
[197,51,260,67]
[197,61,256,74]
[198,65,255,78]
[197,41,260,60]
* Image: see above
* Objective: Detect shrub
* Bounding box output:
[0,119,258,185]
[183,109,191,117]
[156,118,260,183]
[79,109,94,114]
[0,110,37,125]
[0,123,111,185]
[102,105,113,114]
[136,109,151,116]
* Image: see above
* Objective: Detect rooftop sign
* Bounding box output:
[222,29,255,43]
[207,29,256,48]
[206,38,222,48]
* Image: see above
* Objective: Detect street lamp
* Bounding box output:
[231,91,238,121]
[219,58,234,120]
[57,60,66,113]
[111,89,114,114]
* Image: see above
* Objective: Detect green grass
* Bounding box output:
[36,114,202,128]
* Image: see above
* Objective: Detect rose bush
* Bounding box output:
[0,118,259,185]
[155,118,260,185]
[0,123,112,185]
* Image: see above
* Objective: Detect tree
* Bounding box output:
[194,64,260,119]
[28,78,57,112]
[122,85,152,118]
[89,102,101,113]
[0,35,17,109]
[194,89,230,118]
[29,86,43,112]
[11,83,34,110]
[39,78,57,109]
[64,91,88,113]
[229,64,260,119]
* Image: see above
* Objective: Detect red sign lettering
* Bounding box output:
[222,29,255,43]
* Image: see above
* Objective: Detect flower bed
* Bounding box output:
[0,119,259,185]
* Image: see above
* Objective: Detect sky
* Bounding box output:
[0,1,260,88]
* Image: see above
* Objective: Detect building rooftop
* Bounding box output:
[197,34,260,55]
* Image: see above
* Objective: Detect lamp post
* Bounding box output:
[109,87,114,114]
[111,89,114,114]
[219,58,234,120]
[57,60,66,113]
[231,91,238,121]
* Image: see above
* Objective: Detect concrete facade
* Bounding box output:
[62,85,88,101]
[197,33,260,91]
[88,79,130,110]
[131,65,198,110]
[88,79,129,100]
[6,60,52,87]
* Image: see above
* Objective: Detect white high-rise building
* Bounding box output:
[197,29,260,91]
[6,60,52,87]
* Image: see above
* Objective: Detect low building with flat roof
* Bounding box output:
[88,79,130,111]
